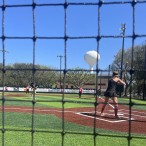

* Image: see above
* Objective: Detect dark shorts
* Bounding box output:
[104,91,117,97]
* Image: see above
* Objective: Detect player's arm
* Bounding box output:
[118,78,126,86]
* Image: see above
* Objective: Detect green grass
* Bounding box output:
[4,92,146,109]
[2,92,95,108]
[2,132,146,146]
[0,112,146,146]
[118,97,146,110]
[0,92,146,146]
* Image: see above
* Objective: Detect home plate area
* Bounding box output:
[75,107,146,134]
[77,109,135,123]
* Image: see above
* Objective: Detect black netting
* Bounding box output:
[0,0,146,146]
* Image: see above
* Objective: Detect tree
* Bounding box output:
[0,63,58,88]
[66,67,95,88]
[111,44,146,97]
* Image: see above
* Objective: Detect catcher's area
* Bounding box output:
[2,94,146,134]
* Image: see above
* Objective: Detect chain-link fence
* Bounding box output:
[0,0,146,146]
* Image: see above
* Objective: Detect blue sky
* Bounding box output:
[0,0,146,70]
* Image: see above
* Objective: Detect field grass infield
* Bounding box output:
[0,92,146,146]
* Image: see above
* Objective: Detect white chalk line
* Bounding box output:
[0,107,129,123]
[0,107,74,113]
[99,96,146,119]
[98,97,146,121]
[76,112,127,123]
[98,97,130,122]
[99,96,114,108]
[1,106,145,123]
[118,109,146,118]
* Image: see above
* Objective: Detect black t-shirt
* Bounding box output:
[104,79,118,97]
[106,79,117,92]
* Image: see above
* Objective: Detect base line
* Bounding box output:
[99,96,114,108]
[77,112,127,123]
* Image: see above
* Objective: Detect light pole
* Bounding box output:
[143,42,146,100]
[0,49,9,64]
[57,55,63,89]
[120,23,126,79]
[118,24,126,97]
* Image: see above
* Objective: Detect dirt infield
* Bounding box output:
[1,93,146,134]
[1,104,146,134]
